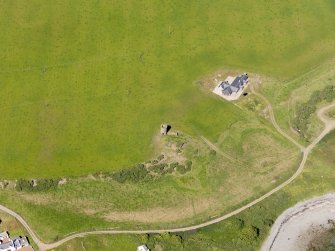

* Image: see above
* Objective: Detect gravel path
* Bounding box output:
[261,193,335,251]
[1,95,335,251]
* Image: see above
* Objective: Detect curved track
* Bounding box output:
[1,95,335,251]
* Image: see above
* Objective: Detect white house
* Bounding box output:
[137,245,150,251]
[0,232,33,251]
[0,232,9,243]
[0,240,15,251]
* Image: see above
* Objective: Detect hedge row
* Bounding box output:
[16,178,59,192]
[111,161,193,183]
[111,164,150,183]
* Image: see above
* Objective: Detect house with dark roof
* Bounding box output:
[213,73,249,100]
[12,237,29,250]
[222,73,248,95]
[0,232,33,251]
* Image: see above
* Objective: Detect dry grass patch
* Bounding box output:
[103,198,215,223]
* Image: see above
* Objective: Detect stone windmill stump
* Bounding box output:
[161,124,171,135]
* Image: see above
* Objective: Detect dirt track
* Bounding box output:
[250,86,305,150]
[1,95,335,251]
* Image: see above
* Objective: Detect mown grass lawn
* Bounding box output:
[1,0,335,177]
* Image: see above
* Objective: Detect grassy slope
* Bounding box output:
[0,1,334,248]
[54,129,335,251]
[54,234,142,251]
[1,0,335,177]
[260,58,335,144]
[0,117,300,241]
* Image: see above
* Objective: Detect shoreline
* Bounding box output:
[261,193,335,251]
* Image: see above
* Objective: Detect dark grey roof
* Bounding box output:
[12,236,29,248]
[223,87,232,95]
[231,74,248,88]
[220,81,230,89]
[231,76,242,88]
[241,74,248,81]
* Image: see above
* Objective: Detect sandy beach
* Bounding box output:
[261,193,335,251]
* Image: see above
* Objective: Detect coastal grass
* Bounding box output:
[259,57,335,144]
[327,108,335,119]
[53,127,335,251]
[0,112,300,242]
[53,234,141,251]
[0,0,335,248]
[1,0,335,177]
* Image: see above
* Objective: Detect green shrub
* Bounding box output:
[168,162,177,171]
[168,161,192,175]
[146,233,183,250]
[165,164,175,174]
[112,164,150,183]
[293,84,335,139]
[239,225,259,245]
[176,164,186,174]
[150,163,168,174]
[34,179,59,191]
[185,160,192,171]
[16,178,59,192]
[16,179,33,192]
[210,149,216,156]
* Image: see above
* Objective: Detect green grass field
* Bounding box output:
[1,1,335,249]
[1,0,335,178]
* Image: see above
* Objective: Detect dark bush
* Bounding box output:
[210,149,216,156]
[16,179,33,192]
[169,162,179,170]
[168,162,192,175]
[165,164,175,174]
[185,160,192,171]
[112,164,149,183]
[263,219,274,227]
[176,164,186,174]
[294,84,335,139]
[34,179,59,191]
[16,178,59,192]
[150,163,168,174]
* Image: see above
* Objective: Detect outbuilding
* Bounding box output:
[137,245,150,251]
